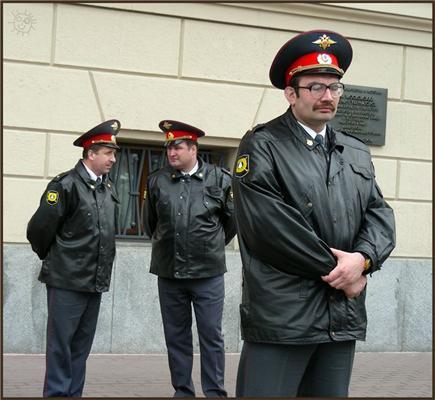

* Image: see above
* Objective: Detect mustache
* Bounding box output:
[314,102,335,111]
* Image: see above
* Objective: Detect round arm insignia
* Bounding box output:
[235,154,250,178]
[46,190,59,205]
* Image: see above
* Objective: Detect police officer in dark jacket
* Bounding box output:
[144,120,236,397]
[233,30,396,397]
[27,120,121,397]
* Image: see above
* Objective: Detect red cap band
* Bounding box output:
[82,133,116,149]
[166,130,198,142]
[285,52,342,86]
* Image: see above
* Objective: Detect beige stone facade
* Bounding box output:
[3,2,433,260]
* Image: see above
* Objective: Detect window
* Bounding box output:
[109,144,228,239]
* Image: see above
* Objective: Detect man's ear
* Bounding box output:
[87,149,95,160]
[284,86,296,106]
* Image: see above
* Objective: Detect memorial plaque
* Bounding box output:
[329,84,387,146]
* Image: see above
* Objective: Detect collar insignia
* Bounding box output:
[312,34,336,50]
[306,139,314,146]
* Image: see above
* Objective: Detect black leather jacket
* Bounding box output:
[233,108,396,344]
[27,161,119,293]
[144,158,236,279]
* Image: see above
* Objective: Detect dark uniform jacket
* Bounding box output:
[27,161,119,293]
[144,158,236,279]
[233,108,396,344]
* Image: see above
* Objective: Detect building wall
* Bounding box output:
[3,2,432,353]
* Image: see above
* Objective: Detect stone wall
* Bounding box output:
[4,243,432,353]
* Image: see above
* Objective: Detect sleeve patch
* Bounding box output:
[46,191,59,205]
[235,154,250,178]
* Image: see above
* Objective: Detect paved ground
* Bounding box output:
[2,352,432,398]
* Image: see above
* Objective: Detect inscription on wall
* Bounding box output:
[330,84,387,146]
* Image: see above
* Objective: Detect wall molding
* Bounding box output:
[81,2,432,48]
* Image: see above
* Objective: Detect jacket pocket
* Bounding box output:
[41,258,51,275]
[239,304,251,327]
[295,184,314,219]
[350,164,372,180]
[299,280,308,298]
[345,290,367,329]
[203,186,223,218]
[156,195,171,218]
[349,163,372,214]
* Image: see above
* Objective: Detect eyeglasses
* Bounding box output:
[294,82,345,99]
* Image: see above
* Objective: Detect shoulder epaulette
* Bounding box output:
[247,123,266,135]
[341,130,367,145]
[148,167,165,179]
[52,169,73,182]
[220,167,232,177]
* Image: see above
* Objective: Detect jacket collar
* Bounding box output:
[283,108,318,151]
[75,160,106,190]
[169,157,206,181]
[326,126,344,153]
[283,107,344,153]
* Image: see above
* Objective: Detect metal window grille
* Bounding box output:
[109,145,226,239]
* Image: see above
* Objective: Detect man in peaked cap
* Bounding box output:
[27,120,121,397]
[160,119,205,145]
[233,30,396,397]
[144,120,236,397]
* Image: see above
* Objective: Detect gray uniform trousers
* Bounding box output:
[158,275,227,398]
[43,285,101,397]
[236,340,356,397]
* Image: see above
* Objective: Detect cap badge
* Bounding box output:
[163,121,172,130]
[313,34,336,50]
[111,121,119,130]
[317,53,332,64]
[167,132,174,140]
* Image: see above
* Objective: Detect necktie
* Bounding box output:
[96,177,102,186]
[314,134,326,151]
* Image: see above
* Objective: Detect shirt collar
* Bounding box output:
[297,121,326,140]
[81,160,102,182]
[182,161,199,176]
